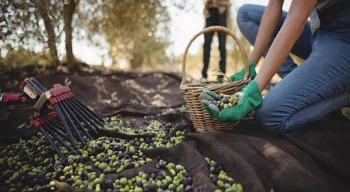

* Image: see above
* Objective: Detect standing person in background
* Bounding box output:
[201,0,232,82]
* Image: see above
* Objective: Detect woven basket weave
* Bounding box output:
[180,26,251,133]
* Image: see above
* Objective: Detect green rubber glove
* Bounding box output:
[199,90,222,118]
[200,80,263,124]
[229,59,257,81]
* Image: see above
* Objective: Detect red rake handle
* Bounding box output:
[0,93,24,104]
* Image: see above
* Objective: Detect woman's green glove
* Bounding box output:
[229,59,257,81]
[200,80,263,124]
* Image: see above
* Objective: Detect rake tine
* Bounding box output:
[39,126,65,160]
[57,102,86,144]
[71,97,104,123]
[69,99,104,127]
[32,112,67,159]
[70,99,103,127]
[55,104,77,148]
[67,101,99,133]
[48,123,72,142]
[55,122,78,138]
[61,101,93,140]
[63,98,99,130]
[45,124,74,151]
[56,119,89,133]
[55,115,88,142]
[66,99,100,132]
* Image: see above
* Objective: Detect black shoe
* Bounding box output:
[200,77,208,83]
[217,75,224,83]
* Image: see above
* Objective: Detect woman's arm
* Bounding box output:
[254,0,317,91]
[250,0,284,65]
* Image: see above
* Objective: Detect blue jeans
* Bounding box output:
[237,4,350,132]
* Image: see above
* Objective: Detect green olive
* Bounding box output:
[120,177,127,185]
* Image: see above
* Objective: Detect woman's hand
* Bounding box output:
[229,59,257,81]
[200,80,263,124]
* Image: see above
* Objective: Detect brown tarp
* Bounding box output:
[1,70,349,192]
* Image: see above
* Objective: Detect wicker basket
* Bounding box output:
[180,26,251,133]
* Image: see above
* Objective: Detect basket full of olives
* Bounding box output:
[180,26,250,133]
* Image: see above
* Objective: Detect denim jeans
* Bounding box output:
[237,4,350,132]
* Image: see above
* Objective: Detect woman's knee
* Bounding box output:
[236,4,261,25]
[253,96,290,133]
[236,4,264,45]
[237,4,253,25]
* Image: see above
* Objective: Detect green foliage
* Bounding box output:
[0,0,65,67]
[1,0,43,47]
[0,47,52,68]
[1,0,251,72]
[83,0,172,69]
[0,0,63,50]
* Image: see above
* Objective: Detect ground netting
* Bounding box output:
[0,70,350,192]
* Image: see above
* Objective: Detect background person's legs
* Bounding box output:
[254,30,350,132]
[218,11,227,75]
[202,8,218,79]
[203,32,214,79]
[236,4,312,78]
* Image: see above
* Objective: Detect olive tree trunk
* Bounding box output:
[64,0,78,69]
[36,0,60,66]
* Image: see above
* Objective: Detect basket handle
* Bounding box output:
[181,26,249,86]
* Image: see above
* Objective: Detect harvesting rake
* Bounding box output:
[1,77,104,159]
